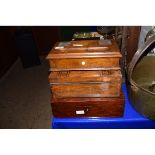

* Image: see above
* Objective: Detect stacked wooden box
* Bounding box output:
[47,39,124,118]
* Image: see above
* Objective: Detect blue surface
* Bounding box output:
[52,84,155,129]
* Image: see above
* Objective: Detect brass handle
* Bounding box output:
[128,35,155,86]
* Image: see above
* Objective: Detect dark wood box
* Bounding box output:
[51,92,124,118]
[47,39,124,118]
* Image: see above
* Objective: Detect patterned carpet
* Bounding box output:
[0,57,52,129]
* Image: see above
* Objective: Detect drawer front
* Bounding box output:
[51,97,124,118]
[51,82,121,98]
[49,57,120,70]
[49,70,122,83]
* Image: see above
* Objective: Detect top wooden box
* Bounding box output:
[47,39,122,71]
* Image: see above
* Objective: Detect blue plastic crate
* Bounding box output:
[52,84,155,129]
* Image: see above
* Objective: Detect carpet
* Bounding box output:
[0,57,52,129]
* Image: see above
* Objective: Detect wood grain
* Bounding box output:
[47,39,121,59]
[51,92,124,118]
[47,39,122,70]
[51,82,121,98]
[49,70,122,98]
[47,39,124,117]
[49,70,122,83]
[49,57,120,70]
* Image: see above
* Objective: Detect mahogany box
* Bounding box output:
[47,39,122,98]
[47,39,124,118]
[51,92,124,118]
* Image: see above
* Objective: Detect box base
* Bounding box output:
[51,91,124,118]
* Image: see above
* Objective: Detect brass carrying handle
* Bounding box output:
[128,35,155,88]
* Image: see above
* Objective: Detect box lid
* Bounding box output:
[47,39,122,59]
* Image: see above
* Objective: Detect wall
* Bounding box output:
[0,26,60,77]
[138,26,153,48]
[0,27,18,78]
[31,26,60,55]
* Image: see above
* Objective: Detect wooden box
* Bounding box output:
[47,39,124,118]
[49,70,122,98]
[47,40,121,71]
[51,92,124,118]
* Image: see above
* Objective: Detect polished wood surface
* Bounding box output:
[47,39,122,98]
[47,40,121,59]
[51,82,121,98]
[49,70,122,83]
[47,39,121,70]
[47,39,124,117]
[49,58,120,71]
[49,70,122,98]
[51,92,124,118]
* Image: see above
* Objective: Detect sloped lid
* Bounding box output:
[47,39,121,59]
